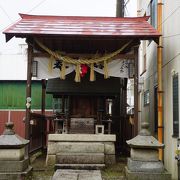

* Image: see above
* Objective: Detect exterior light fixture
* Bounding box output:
[128,62,134,78]
[32,61,38,77]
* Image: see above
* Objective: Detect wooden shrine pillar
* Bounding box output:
[134,46,139,136]
[25,43,33,142]
[41,79,46,149]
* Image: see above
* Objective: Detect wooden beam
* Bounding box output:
[30,112,55,119]
[41,79,46,116]
[32,52,135,60]
[134,46,139,136]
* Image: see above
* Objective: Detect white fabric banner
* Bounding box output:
[35,57,75,79]
[94,59,129,78]
[35,57,129,79]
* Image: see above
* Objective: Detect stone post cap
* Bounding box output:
[3,122,15,135]
[126,135,164,149]
[139,122,151,136]
[126,120,164,149]
[0,122,29,148]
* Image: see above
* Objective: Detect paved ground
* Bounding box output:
[30,152,126,180]
[52,169,102,180]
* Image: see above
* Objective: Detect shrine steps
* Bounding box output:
[55,163,105,170]
[56,153,105,164]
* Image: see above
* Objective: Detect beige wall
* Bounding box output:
[138,0,180,179]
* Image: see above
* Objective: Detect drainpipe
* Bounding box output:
[157,0,163,161]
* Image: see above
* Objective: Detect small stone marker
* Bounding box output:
[125,121,171,180]
[0,121,32,180]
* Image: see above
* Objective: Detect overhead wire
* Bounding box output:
[163,33,180,39]
[27,0,48,13]
[157,5,180,29]
[0,4,13,22]
[0,0,48,32]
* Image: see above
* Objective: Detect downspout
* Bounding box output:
[157,0,163,160]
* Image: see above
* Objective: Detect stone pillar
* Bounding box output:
[0,122,32,180]
[125,122,171,180]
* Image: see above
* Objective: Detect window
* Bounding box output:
[144,90,150,106]
[147,0,157,28]
[140,41,147,76]
[32,61,38,77]
[53,97,69,114]
[154,86,158,132]
[150,0,157,28]
[128,62,134,78]
[172,74,179,137]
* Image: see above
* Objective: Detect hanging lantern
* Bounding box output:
[80,64,88,77]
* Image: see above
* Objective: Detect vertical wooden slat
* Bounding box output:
[41,79,46,149]
[134,46,139,136]
[62,95,65,113]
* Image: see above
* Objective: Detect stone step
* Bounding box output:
[48,142,104,154]
[52,169,102,180]
[56,153,104,164]
[49,134,116,142]
[55,163,105,170]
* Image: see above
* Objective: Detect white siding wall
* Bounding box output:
[138,0,180,179]
[0,40,27,80]
[163,1,180,178]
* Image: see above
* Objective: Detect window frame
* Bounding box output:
[144,90,150,106]
[172,73,179,137]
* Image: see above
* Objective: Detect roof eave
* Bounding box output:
[4,32,161,44]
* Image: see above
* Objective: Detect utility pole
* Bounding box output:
[116,0,124,17]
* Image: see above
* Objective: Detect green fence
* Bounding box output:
[0,81,53,109]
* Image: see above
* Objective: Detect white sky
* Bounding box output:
[0,0,137,80]
[0,0,116,29]
[0,0,117,52]
[0,0,137,52]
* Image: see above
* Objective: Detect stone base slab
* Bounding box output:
[127,158,164,173]
[46,154,56,166]
[55,163,105,170]
[131,148,158,161]
[0,148,25,161]
[105,155,116,165]
[47,134,116,167]
[0,166,32,180]
[52,169,102,180]
[48,142,104,154]
[104,142,115,154]
[125,166,171,180]
[56,153,104,164]
[48,134,116,142]
[0,158,29,172]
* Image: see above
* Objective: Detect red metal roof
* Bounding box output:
[4,14,160,42]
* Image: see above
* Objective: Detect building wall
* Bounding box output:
[138,0,180,179]
[0,81,53,137]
